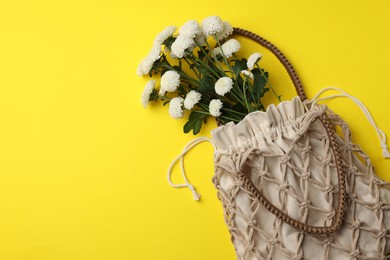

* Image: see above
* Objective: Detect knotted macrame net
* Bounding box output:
[212,97,390,259]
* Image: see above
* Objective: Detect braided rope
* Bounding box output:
[233,27,306,101]
[228,28,347,234]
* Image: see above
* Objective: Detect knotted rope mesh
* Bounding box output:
[212,98,390,260]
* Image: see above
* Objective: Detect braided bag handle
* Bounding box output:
[231,27,347,234]
[233,27,306,101]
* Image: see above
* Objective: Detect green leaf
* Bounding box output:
[197,48,206,61]
[199,76,214,94]
[148,56,164,76]
[149,89,159,102]
[163,36,176,49]
[214,54,223,62]
[183,110,208,135]
[208,62,223,77]
[190,63,197,70]
[252,68,268,101]
[197,66,208,75]
[177,86,187,96]
[172,65,181,72]
[230,103,247,116]
[232,58,247,76]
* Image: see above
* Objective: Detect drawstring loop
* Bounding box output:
[305,87,390,159]
[168,87,389,201]
[167,137,216,201]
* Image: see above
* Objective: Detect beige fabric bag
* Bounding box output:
[211,29,390,259]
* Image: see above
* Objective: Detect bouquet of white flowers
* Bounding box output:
[136,16,390,260]
[137,16,279,134]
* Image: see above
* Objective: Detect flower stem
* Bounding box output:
[185,52,220,79]
[219,115,240,123]
[256,64,281,102]
[242,79,251,112]
[213,36,249,108]
[227,89,249,108]
[201,39,226,76]
[159,95,172,102]
[193,109,209,115]
[198,99,243,122]
[213,36,236,80]
[161,63,199,86]
[196,39,219,66]
[220,107,246,116]
[183,56,201,80]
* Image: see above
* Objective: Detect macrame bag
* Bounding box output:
[210,28,390,259]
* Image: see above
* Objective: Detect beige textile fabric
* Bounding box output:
[212,97,390,259]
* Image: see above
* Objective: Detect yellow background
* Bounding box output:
[1,0,390,259]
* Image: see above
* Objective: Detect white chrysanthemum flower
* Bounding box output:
[184,90,202,110]
[247,52,262,70]
[171,35,195,58]
[149,45,161,59]
[169,97,185,119]
[179,20,200,38]
[216,21,233,41]
[241,70,254,79]
[212,39,240,58]
[201,16,224,37]
[164,46,178,59]
[220,39,241,58]
[136,55,154,76]
[136,57,149,76]
[154,25,177,46]
[136,45,161,76]
[169,51,178,59]
[209,99,223,117]
[160,70,180,95]
[212,46,221,57]
[194,31,206,46]
[141,80,156,108]
[215,77,233,96]
[158,88,166,96]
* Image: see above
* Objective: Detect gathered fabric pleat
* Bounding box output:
[212,97,390,260]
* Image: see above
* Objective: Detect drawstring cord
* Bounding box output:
[168,87,389,200]
[167,137,216,201]
[305,87,390,158]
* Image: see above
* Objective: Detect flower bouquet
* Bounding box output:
[136,16,390,260]
[137,16,280,134]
